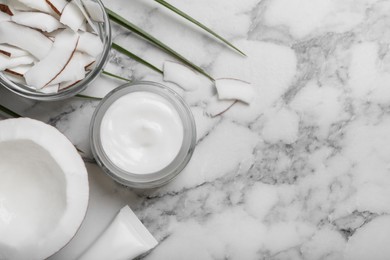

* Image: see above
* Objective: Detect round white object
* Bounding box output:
[0,118,89,260]
[100,91,184,174]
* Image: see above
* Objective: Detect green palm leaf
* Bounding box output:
[75,94,102,100]
[0,104,21,118]
[111,43,163,74]
[102,70,131,82]
[154,0,245,56]
[106,8,214,81]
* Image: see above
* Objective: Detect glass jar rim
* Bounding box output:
[90,81,197,188]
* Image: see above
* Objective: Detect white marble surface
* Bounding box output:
[2,0,390,259]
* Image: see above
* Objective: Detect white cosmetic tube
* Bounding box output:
[78,206,158,260]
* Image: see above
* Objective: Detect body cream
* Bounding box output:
[100,91,184,174]
[90,81,196,188]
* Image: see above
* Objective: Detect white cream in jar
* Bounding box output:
[100,91,184,174]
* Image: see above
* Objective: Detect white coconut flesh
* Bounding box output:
[5,0,32,12]
[82,0,104,22]
[0,54,35,70]
[0,43,30,58]
[73,0,98,33]
[5,64,32,77]
[205,95,236,117]
[0,118,89,260]
[46,0,68,15]
[11,12,63,32]
[49,52,86,85]
[0,21,53,59]
[60,1,85,32]
[0,0,104,93]
[15,0,55,15]
[0,1,13,15]
[40,84,59,93]
[163,61,202,91]
[215,78,255,104]
[77,31,103,57]
[0,11,9,21]
[24,28,79,89]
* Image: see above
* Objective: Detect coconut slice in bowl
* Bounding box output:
[0,118,89,260]
[0,0,111,100]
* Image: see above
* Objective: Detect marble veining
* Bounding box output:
[2,0,390,259]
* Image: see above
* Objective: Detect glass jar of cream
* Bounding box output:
[90,81,196,188]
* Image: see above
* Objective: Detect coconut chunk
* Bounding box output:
[24,29,79,88]
[15,0,54,14]
[215,78,255,104]
[0,10,10,21]
[163,61,202,91]
[4,64,32,76]
[60,1,85,32]
[0,118,89,260]
[50,52,86,85]
[6,0,32,12]
[0,21,53,59]
[0,3,12,15]
[0,44,29,58]
[0,54,35,70]
[40,84,59,93]
[59,79,80,90]
[79,19,87,31]
[205,95,237,117]
[73,0,98,33]
[11,12,63,32]
[82,0,104,22]
[77,31,103,57]
[80,53,95,69]
[45,0,67,15]
[3,71,26,83]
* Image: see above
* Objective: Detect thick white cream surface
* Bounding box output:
[100,91,184,174]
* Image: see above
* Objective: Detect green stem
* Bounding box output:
[75,94,102,100]
[0,104,21,118]
[154,0,246,56]
[102,70,131,82]
[106,8,214,81]
[111,43,163,74]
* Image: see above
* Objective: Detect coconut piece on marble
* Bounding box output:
[0,21,53,59]
[163,61,203,91]
[215,78,255,104]
[24,29,79,88]
[11,11,63,32]
[205,95,237,117]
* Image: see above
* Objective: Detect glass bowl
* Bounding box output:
[0,0,111,101]
[90,81,197,188]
